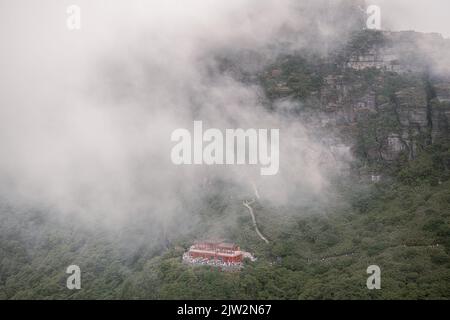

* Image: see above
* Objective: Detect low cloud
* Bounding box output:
[0,1,362,241]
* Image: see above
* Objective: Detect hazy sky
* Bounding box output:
[0,0,348,228]
[371,0,450,38]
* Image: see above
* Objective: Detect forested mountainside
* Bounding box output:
[1,28,450,299]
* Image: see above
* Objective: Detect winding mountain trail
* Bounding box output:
[242,183,442,254]
[307,243,442,263]
[243,198,269,244]
[251,182,260,199]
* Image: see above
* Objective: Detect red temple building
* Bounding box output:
[183,240,244,265]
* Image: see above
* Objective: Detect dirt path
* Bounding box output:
[309,243,442,263]
[243,199,269,244]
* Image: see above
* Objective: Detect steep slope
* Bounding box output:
[1,28,450,299]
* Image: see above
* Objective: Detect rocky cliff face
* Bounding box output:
[254,29,450,169]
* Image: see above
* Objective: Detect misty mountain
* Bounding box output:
[0,0,449,300]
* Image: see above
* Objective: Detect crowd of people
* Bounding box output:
[182,252,243,269]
